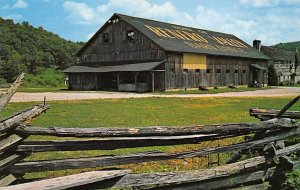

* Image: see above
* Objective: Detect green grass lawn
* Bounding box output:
[1,97,299,179]
[287,84,300,87]
[2,97,298,128]
[161,86,273,94]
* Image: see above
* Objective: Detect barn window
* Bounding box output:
[102,33,111,44]
[243,70,246,73]
[183,69,188,73]
[206,69,211,73]
[235,70,238,73]
[216,69,221,73]
[195,69,200,74]
[127,31,135,41]
[226,69,230,73]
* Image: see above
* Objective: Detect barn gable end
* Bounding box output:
[78,14,166,65]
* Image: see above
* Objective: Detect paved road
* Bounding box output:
[8,87,300,102]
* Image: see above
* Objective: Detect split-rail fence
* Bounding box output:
[0,73,299,189]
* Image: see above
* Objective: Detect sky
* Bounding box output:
[0,0,299,46]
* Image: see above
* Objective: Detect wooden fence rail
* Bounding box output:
[1,170,130,190]
[250,108,300,120]
[0,105,50,133]
[14,118,296,137]
[9,127,300,174]
[0,73,24,112]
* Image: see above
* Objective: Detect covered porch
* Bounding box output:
[63,60,166,92]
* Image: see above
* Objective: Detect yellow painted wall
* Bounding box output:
[183,53,207,70]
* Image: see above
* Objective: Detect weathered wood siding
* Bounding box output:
[68,73,97,90]
[165,53,268,89]
[80,19,166,65]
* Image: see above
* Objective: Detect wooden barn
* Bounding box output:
[64,13,270,92]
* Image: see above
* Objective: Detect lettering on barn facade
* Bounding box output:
[64,13,270,92]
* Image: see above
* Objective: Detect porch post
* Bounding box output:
[151,71,155,92]
[116,73,120,91]
[81,73,83,90]
[95,73,98,90]
[263,71,265,87]
[135,72,139,85]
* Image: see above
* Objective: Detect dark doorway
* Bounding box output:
[250,67,259,86]
[97,73,118,91]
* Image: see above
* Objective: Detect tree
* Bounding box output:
[0,44,11,62]
[0,59,21,82]
[56,50,74,69]
[268,63,279,86]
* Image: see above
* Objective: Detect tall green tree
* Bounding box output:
[268,64,279,86]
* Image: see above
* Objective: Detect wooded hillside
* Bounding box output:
[274,41,300,51]
[0,17,83,83]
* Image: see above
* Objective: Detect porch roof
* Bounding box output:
[250,64,267,71]
[63,60,166,73]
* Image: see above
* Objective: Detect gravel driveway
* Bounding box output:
[9,87,300,102]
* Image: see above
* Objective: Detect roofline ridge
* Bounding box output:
[116,13,238,38]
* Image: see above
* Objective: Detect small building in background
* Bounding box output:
[254,40,300,84]
[64,13,269,92]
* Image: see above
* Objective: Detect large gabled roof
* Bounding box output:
[77,13,270,60]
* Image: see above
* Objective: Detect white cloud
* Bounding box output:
[2,0,27,9]
[240,0,300,7]
[63,0,185,25]
[63,1,96,24]
[12,0,27,9]
[104,0,178,19]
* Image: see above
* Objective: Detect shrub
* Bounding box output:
[279,80,292,86]
[0,78,7,84]
[286,170,300,190]
[268,64,279,86]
